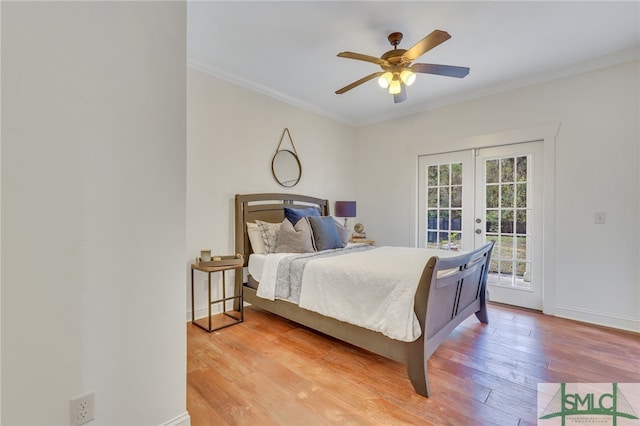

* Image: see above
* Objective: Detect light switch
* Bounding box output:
[595,212,606,224]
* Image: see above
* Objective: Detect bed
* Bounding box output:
[234,193,493,397]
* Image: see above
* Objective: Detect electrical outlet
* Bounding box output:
[70,392,95,426]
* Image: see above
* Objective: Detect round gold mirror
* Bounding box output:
[272,149,302,187]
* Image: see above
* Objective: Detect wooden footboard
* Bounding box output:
[234,193,494,397]
[407,241,493,396]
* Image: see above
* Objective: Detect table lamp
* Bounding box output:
[334,201,356,229]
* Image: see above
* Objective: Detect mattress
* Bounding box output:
[248,253,267,282]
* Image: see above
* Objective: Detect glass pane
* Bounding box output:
[428,188,438,208]
[486,210,499,233]
[451,210,462,231]
[501,210,514,233]
[516,210,527,234]
[499,236,513,260]
[439,187,450,208]
[500,261,513,275]
[486,159,499,184]
[451,163,462,185]
[439,164,449,185]
[427,231,437,244]
[501,183,514,207]
[489,259,499,275]
[439,210,449,230]
[427,209,437,230]
[449,232,461,251]
[516,156,527,182]
[501,158,514,182]
[515,262,527,278]
[428,166,438,186]
[451,186,462,208]
[516,183,527,208]
[486,185,499,208]
[516,236,527,260]
[439,231,449,243]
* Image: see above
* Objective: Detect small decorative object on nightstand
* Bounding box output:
[200,249,211,262]
[191,254,244,332]
[351,239,375,245]
[351,222,372,244]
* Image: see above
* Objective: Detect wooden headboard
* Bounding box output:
[234,193,330,266]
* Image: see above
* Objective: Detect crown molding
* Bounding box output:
[187,57,352,126]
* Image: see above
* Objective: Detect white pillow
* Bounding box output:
[255,220,282,254]
[246,222,267,254]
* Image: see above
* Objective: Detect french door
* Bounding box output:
[418,141,544,310]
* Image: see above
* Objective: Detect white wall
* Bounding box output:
[2,2,188,425]
[355,59,640,332]
[186,68,357,319]
[0,2,3,421]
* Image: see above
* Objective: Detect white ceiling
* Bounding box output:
[187,1,640,126]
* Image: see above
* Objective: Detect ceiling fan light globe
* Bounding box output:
[388,79,402,95]
[377,72,393,88]
[377,77,389,89]
[400,70,416,86]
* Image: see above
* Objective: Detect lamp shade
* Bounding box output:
[334,201,356,218]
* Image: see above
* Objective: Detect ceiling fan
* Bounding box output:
[335,30,470,103]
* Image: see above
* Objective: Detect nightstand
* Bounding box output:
[191,262,243,332]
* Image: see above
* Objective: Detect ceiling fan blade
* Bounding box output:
[337,51,390,67]
[393,85,407,103]
[335,72,384,94]
[401,30,451,62]
[412,63,470,78]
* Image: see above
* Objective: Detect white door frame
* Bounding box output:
[414,124,559,315]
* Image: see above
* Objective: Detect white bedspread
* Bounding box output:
[255,253,295,300]
[256,246,459,342]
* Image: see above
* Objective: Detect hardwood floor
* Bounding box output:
[187,303,640,425]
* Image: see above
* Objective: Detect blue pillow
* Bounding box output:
[307,216,343,251]
[284,206,320,225]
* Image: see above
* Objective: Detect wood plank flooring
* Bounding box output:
[187,303,640,425]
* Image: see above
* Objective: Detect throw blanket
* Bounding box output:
[256,246,459,342]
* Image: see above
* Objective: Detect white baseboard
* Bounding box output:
[187,301,251,322]
[160,411,190,426]
[554,305,640,333]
